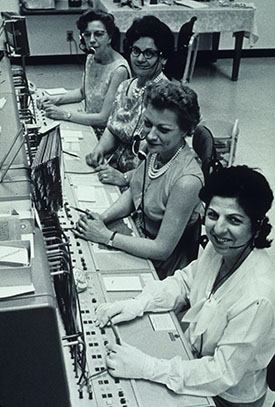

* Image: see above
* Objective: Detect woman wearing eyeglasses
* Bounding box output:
[85,15,175,188]
[37,10,130,138]
[76,80,203,279]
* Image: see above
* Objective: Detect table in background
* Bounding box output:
[98,0,258,81]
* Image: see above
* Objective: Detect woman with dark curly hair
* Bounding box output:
[76,80,203,278]
[94,165,275,407]
[85,15,175,187]
[37,9,130,137]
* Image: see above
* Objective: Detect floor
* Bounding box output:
[25,56,275,406]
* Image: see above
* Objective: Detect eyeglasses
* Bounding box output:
[82,30,107,41]
[130,46,161,60]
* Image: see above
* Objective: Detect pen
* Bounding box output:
[107,316,121,345]
[71,206,94,219]
[63,150,80,158]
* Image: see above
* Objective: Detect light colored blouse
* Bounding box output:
[83,54,130,136]
[136,243,275,403]
[130,144,203,238]
[130,144,203,277]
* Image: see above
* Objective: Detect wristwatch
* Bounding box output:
[66,111,72,121]
[106,231,117,247]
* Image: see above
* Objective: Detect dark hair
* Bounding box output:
[124,15,174,60]
[144,79,201,136]
[199,165,274,248]
[77,9,119,48]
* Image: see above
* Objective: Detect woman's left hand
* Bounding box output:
[75,212,112,244]
[106,341,152,379]
[97,165,127,187]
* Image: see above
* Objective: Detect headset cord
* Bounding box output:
[141,157,147,237]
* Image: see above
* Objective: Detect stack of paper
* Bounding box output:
[174,0,208,8]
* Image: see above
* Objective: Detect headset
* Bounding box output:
[79,33,95,55]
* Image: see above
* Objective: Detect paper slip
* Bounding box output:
[174,0,208,8]
[103,276,142,291]
[45,88,68,95]
[149,313,175,331]
[79,187,109,207]
[0,284,34,299]
[61,130,84,140]
[76,186,96,202]
[62,141,81,152]
[0,245,29,266]
[0,97,7,109]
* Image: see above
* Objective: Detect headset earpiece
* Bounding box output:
[79,33,86,47]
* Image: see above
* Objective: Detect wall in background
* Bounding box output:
[0,0,274,54]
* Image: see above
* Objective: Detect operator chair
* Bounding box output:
[165,17,199,83]
[209,119,240,167]
[192,124,222,182]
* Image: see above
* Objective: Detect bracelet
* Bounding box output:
[106,231,117,247]
[123,172,129,186]
[66,111,72,121]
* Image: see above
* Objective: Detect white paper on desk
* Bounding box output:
[0,284,35,299]
[103,276,142,291]
[110,192,120,203]
[0,98,6,109]
[0,245,29,266]
[81,187,109,207]
[61,130,84,140]
[45,88,68,95]
[149,313,175,331]
[62,141,81,152]
[76,186,96,202]
[174,0,208,8]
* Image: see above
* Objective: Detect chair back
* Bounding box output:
[164,16,198,82]
[192,124,222,181]
[209,119,239,167]
[178,16,197,52]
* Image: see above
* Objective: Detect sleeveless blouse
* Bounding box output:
[83,54,130,138]
[130,144,204,278]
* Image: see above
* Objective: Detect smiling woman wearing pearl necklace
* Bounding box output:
[76,80,204,279]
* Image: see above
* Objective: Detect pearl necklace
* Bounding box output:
[132,73,163,99]
[148,145,184,179]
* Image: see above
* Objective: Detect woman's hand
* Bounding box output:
[97,164,128,187]
[95,299,142,327]
[106,341,153,379]
[36,95,58,110]
[42,102,68,120]
[86,148,105,168]
[75,212,112,243]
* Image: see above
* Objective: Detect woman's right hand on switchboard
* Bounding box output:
[36,94,57,110]
[95,299,144,327]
